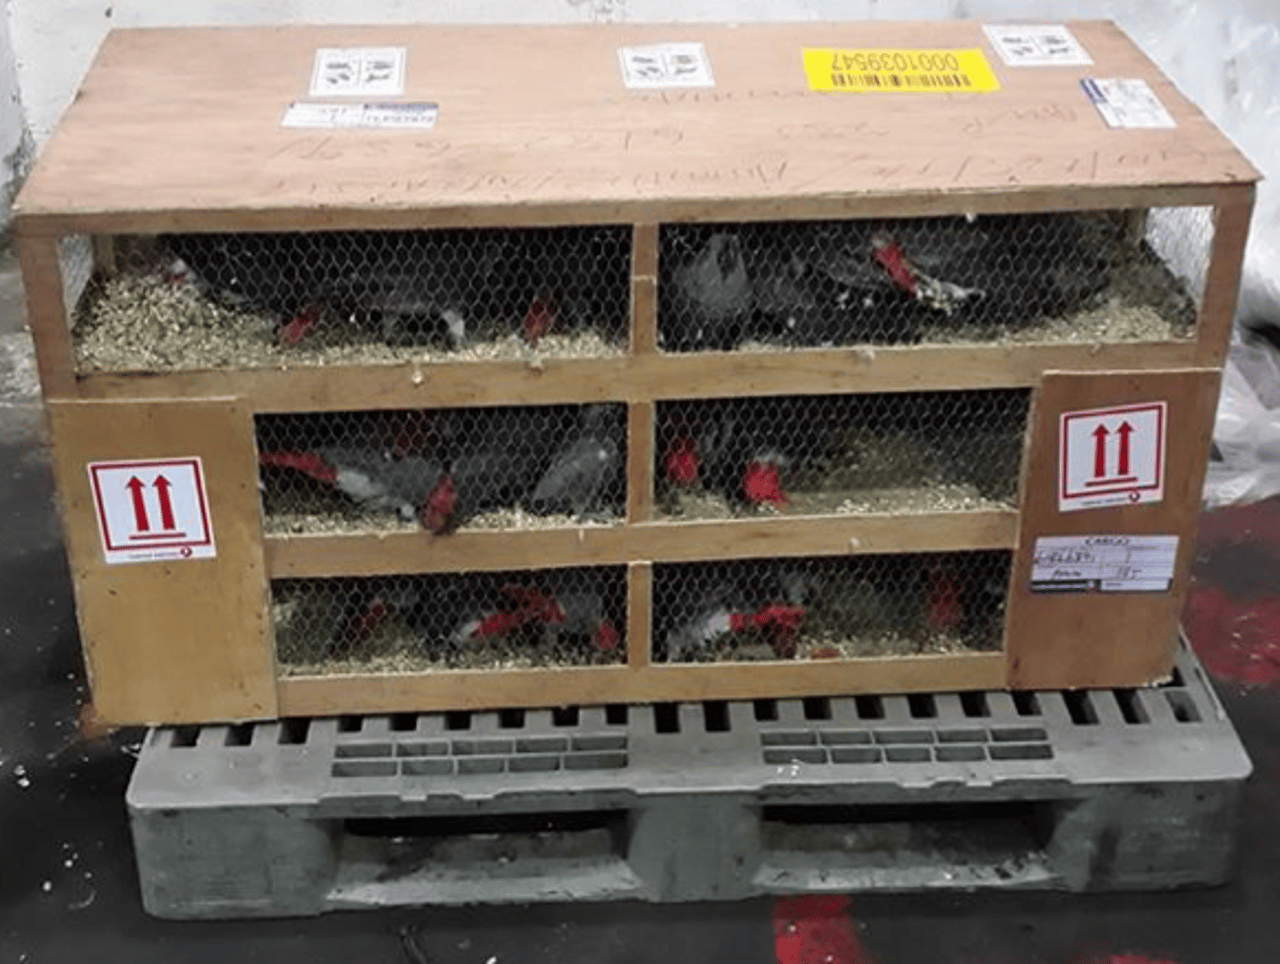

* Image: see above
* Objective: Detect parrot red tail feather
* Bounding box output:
[926,570,964,631]
[280,300,327,346]
[258,450,338,485]
[871,237,918,296]
[523,295,557,347]
[664,435,700,487]
[419,469,458,534]
[337,598,391,652]
[500,585,567,624]
[594,619,621,653]
[470,609,532,639]
[743,459,789,508]
[753,603,806,659]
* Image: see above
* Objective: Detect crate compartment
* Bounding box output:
[274,566,627,676]
[653,551,1011,664]
[656,390,1028,520]
[72,225,632,373]
[257,403,626,534]
[657,208,1207,353]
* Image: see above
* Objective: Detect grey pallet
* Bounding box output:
[128,636,1250,919]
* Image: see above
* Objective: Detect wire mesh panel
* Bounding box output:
[57,234,94,313]
[257,403,627,534]
[653,551,1011,664]
[70,226,631,373]
[657,390,1029,519]
[274,566,627,675]
[657,208,1209,353]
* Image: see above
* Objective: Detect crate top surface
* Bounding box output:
[16,20,1259,232]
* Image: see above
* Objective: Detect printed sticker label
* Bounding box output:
[802,48,1000,93]
[983,25,1092,66]
[310,47,406,97]
[1031,535,1178,593]
[618,43,714,89]
[1081,78,1176,129]
[282,101,438,130]
[1059,401,1167,512]
[88,457,216,565]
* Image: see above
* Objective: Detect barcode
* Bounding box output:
[830,72,973,89]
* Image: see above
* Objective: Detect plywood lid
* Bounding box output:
[16,20,1261,232]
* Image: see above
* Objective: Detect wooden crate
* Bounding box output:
[15,21,1256,725]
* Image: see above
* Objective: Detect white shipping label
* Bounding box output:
[618,43,714,89]
[1059,401,1167,513]
[1081,78,1175,129]
[983,25,1092,66]
[310,47,406,96]
[282,101,438,130]
[88,458,216,565]
[1031,535,1178,593]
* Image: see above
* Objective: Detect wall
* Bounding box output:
[2,0,1278,258]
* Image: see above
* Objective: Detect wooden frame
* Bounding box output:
[16,22,1258,723]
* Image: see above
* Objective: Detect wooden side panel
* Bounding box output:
[1195,187,1255,367]
[277,651,1007,716]
[1005,369,1220,690]
[47,398,276,724]
[16,232,76,398]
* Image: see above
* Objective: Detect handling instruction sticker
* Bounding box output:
[983,25,1092,67]
[88,458,216,565]
[282,101,438,130]
[802,48,1000,93]
[310,47,406,97]
[1059,401,1167,513]
[1031,535,1178,594]
[1081,78,1175,129]
[618,43,714,89]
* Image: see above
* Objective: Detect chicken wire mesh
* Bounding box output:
[653,550,1011,664]
[657,390,1029,520]
[57,234,94,314]
[273,566,627,675]
[657,207,1209,353]
[256,403,627,534]
[70,226,632,373]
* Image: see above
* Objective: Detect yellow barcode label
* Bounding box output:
[802,48,1000,93]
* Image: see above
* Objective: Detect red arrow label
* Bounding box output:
[1092,424,1109,479]
[125,476,150,532]
[153,475,176,530]
[1116,421,1134,477]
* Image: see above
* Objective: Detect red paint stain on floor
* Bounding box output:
[1184,583,1280,685]
[1185,497,1280,686]
[772,896,878,964]
[1077,956,1179,964]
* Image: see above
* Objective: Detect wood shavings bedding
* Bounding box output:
[72,271,624,373]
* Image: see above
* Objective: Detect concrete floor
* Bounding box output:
[1,257,1279,964]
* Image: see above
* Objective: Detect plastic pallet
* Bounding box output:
[128,636,1250,919]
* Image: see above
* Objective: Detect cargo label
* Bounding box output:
[802,48,1001,93]
[1030,535,1177,593]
